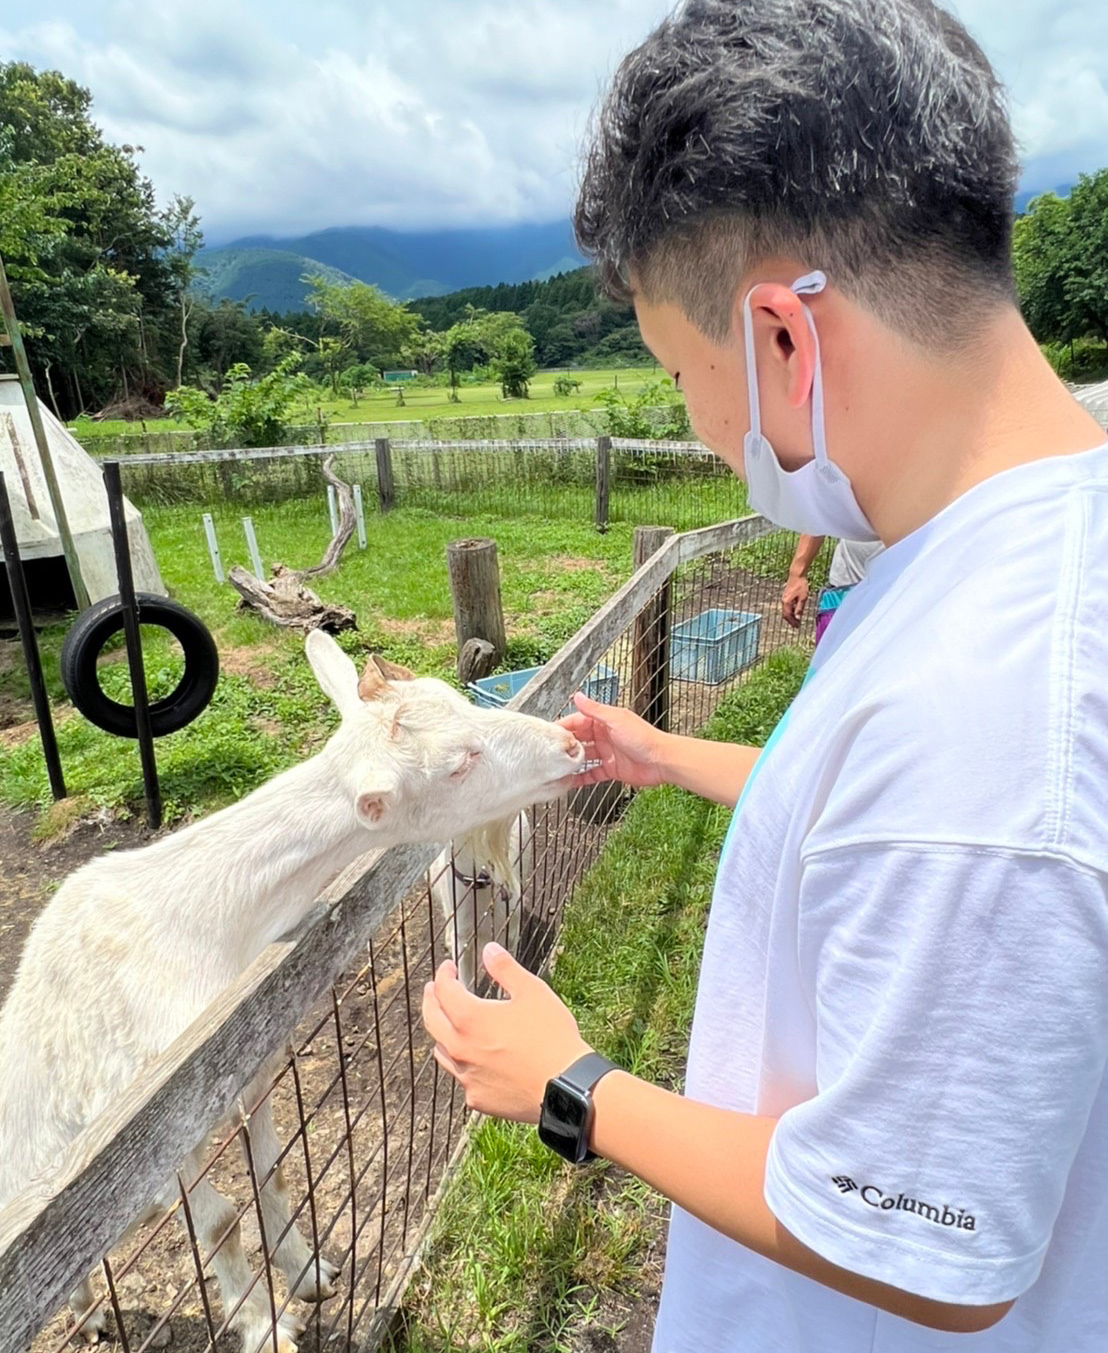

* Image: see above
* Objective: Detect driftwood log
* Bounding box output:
[229,457,358,633]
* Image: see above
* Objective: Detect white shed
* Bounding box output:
[0,374,165,612]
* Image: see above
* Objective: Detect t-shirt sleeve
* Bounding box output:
[763,841,1108,1305]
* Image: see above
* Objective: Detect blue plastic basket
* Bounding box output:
[469,662,619,716]
[671,609,761,685]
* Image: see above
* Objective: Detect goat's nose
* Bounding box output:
[562,730,582,757]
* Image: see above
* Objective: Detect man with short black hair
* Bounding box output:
[423,3,1108,1349]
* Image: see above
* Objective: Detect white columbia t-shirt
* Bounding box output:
[653,444,1108,1353]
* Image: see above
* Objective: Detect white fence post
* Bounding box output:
[242,517,263,577]
[352,484,367,549]
[202,513,224,583]
[326,485,338,535]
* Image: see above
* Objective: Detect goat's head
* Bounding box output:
[305,631,585,844]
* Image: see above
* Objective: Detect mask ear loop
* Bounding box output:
[791,271,829,468]
[741,286,762,442]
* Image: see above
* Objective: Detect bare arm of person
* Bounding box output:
[782,534,826,628]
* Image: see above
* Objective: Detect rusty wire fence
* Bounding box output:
[1,516,813,1353]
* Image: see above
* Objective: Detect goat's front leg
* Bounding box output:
[68,1274,108,1344]
[178,1147,306,1353]
[244,1094,341,1303]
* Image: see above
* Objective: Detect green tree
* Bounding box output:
[164,354,310,447]
[304,275,422,369]
[594,378,690,440]
[492,328,536,398]
[1063,172,1108,345]
[0,61,179,415]
[163,194,203,387]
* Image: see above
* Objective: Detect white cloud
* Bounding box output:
[3,0,1108,241]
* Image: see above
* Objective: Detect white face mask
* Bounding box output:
[742,270,879,542]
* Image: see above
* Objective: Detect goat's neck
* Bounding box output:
[148,752,371,967]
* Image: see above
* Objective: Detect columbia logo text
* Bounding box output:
[830,1177,977,1232]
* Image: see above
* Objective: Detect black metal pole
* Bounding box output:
[103,460,161,829]
[0,471,66,799]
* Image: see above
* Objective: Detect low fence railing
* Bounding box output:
[112,436,746,537]
[0,514,802,1353]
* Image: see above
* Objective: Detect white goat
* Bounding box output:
[431,812,532,990]
[0,632,583,1353]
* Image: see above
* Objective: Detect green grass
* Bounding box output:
[0,507,639,827]
[69,368,665,440]
[388,648,810,1352]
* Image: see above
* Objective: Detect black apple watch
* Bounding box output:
[538,1051,619,1164]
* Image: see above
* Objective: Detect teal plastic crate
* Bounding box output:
[671,609,761,684]
[469,662,619,715]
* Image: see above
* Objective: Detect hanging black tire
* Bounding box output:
[60,594,220,738]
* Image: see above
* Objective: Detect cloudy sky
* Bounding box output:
[3,0,1107,245]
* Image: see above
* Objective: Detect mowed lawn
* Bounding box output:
[71,367,669,441]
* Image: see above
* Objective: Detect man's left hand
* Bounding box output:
[421,943,592,1122]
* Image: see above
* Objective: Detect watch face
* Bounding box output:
[539,1080,589,1161]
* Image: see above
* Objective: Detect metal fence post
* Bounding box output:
[104,460,161,830]
[202,513,224,582]
[352,484,367,549]
[242,517,263,577]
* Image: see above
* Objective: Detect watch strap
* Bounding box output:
[557,1050,619,1096]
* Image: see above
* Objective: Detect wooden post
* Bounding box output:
[375,437,395,513]
[595,435,611,533]
[631,525,675,731]
[446,538,507,678]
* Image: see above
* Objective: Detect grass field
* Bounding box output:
[70,367,667,441]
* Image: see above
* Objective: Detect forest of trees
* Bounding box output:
[4,55,1108,422]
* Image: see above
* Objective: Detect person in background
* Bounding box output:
[781,535,885,643]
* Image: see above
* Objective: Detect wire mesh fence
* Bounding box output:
[109,439,748,591]
[3,516,820,1353]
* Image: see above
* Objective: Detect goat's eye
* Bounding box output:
[451,748,481,779]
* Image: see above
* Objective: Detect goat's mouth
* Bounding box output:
[539,740,586,790]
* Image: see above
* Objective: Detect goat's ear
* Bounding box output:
[358,654,414,700]
[370,654,417,682]
[358,659,389,702]
[355,788,392,827]
[306,630,361,718]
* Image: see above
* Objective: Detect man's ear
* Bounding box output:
[737,280,819,411]
[305,630,360,719]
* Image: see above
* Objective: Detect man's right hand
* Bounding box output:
[559,693,669,789]
[781,576,810,628]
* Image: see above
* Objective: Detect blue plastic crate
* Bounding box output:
[469,662,619,716]
[671,609,761,685]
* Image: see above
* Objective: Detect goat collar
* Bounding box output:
[452,862,495,889]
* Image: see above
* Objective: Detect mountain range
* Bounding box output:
[196,220,584,312]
